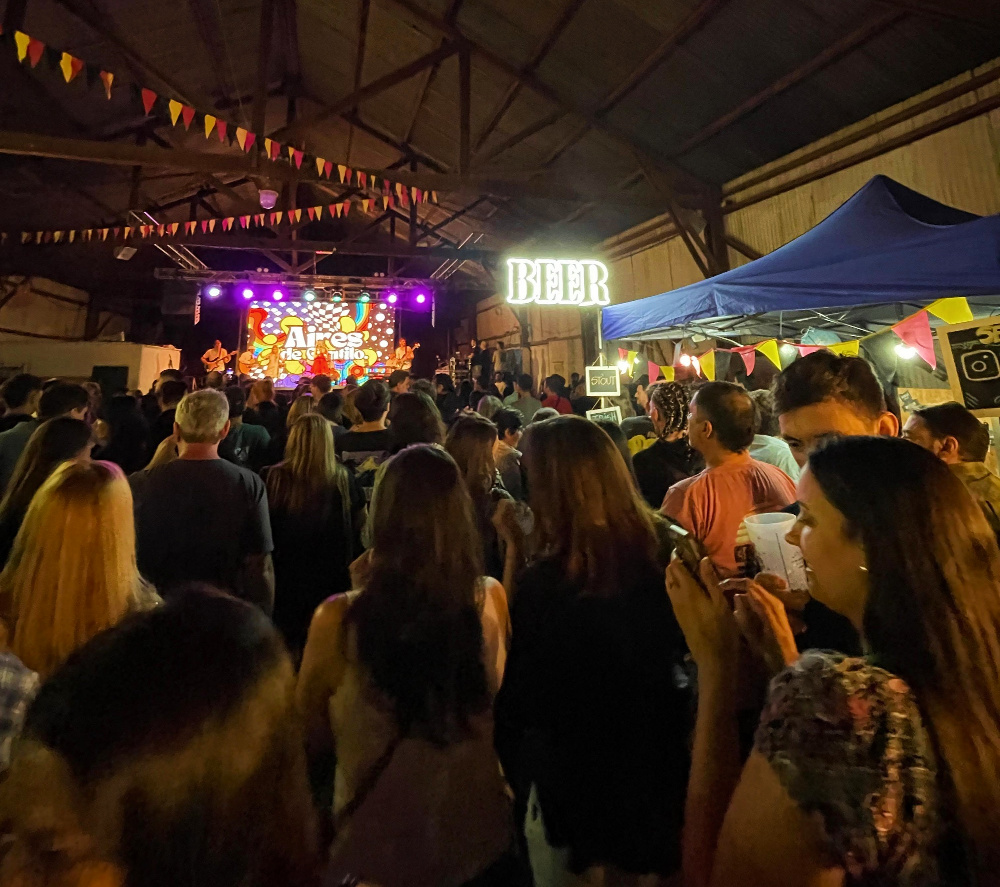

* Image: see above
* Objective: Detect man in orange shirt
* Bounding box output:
[662,382,795,575]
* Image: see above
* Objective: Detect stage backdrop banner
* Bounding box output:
[243,301,395,387]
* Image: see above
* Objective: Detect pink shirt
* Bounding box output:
[661,455,796,574]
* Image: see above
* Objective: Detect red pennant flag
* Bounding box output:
[893,309,936,369]
[223,218,233,231]
[240,215,249,229]
[292,149,303,169]
[139,226,149,238]
[329,204,338,216]
[794,344,822,356]
[323,161,333,179]
[618,348,627,360]
[388,195,395,209]
[648,361,659,382]
[269,141,281,160]
[414,189,422,204]
[200,220,209,234]
[255,213,265,225]
[307,207,316,221]
[60,52,84,83]
[732,345,756,375]
[400,190,409,207]
[181,105,195,130]
[141,88,158,115]
[216,120,227,142]
[343,200,351,216]
[359,171,367,188]
[185,221,196,235]
[384,179,391,193]
[100,70,114,99]
[26,36,44,67]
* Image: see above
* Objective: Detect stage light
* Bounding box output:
[333,294,342,303]
[387,292,398,304]
[272,289,284,301]
[895,343,916,359]
[242,287,254,300]
[206,285,221,299]
[416,293,427,304]
[303,289,316,302]
[360,292,370,302]
[617,360,630,374]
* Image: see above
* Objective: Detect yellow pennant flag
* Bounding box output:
[204,115,217,139]
[755,339,782,370]
[168,100,183,126]
[235,127,248,150]
[263,138,273,158]
[701,350,716,381]
[828,340,860,357]
[316,157,325,176]
[314,205,323,219]
[659,366,675,382]
[626,350,638,367]
[926,297,973,325]
[14,32,29,62]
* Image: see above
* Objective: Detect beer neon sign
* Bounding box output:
[506,258,610,307]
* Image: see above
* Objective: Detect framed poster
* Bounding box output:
[939,316,1000,417]
[585,365,621,397]
[586,405,623,424]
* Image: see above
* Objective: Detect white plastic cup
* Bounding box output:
[743,512,807,590]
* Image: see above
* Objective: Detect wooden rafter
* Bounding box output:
[346,0,372,162]
[458,47,471,174]
[535,0,730,169]
[381,0,710,198]
[472,0,588,153]
[874,0,1000,27]
[403,0,464,145]
[275,42,460,143]
[186,0,237,101]
[252,0,278,151]
[674,8,903,156]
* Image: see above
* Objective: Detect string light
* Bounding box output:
[895,343,916,359]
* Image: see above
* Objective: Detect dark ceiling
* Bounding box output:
[0,0,997,295]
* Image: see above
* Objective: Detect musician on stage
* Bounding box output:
[201,340,234,374]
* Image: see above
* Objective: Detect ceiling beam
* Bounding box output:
[251,0,278,141]
[874,0,1000,27]
[533,0,730,169]
[275,41,460,143]
[402,0,465,144]
[473,0,588,153]
[381,0,710,197]
[345,0,372,161]
[458,46,471,173]
[674,8,903,156]
[170,235,500,259]
[186,0,238,101]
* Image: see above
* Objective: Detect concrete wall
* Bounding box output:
[0,341,181,391]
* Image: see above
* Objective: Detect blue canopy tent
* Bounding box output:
[601,176,1000,343]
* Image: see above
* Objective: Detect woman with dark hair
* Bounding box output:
[446,413,513,581]
[0,592,319,887]
[593,418,637,486]
[264,414,363,656]
[297,445,514,887]
[435,373,463,423]
[632,380,704,509]
[667,435,1000,887]
[0,417,93,567]
[387,391,445,454]
[494,415,690,886]
[458,378,474,410]
[94,394,150,475]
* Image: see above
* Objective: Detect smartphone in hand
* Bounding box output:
[665,521,709,580]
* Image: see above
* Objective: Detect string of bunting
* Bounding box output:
[0,197,418,247]
[0,26,439,207]
[618,298,974,381]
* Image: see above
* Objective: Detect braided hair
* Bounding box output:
[649,381,690,440]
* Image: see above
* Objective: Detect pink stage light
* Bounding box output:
[242,287,254,300]
[272,289,284,301]
[415,293,426,304]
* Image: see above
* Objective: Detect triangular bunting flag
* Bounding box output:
[68,230,75,243]
[338,165,347,183]
[14,32,30,63]
[292,209,302,223]
[648,361,659,382]
[292,149,303,169]
[332,203,340,218]
[617,348,627,361]
[659,366,675,382]
[26,36,45,67]
[240,216,249,229]
[314,205,323,219]
[208,219,216,232]
[139,226,149,238]
[362,199,370,213]
[382,195,389,210]
[100,229,109,241]
[181,105,195,129]
[53,231,64,243]
[223,218,233,231]
[388,195,395,209]
[414,189,422,204]
[700,350,716,381]
[204,114,217,139]
[35,232,43,244]
[794,344,822,356]
[21,232,30,244]
[893,309,936,369]
[60,52,84,83]
[307,207,315,221]
[169,222,179,235]
[216,120,227,142]
[400,190,409,208]
[288,145,296,161]
[315,157,325,177]
[359,171,367,188]
[926,297,973,325]
[755,339,782,370]
[100,70,114,99]
[141,88,158,115]
[384,179,391,193]
[343,200,351,215]
[158,224,165,236]
[168,99,183,126]
[411,187,418,203]
[269,141,281,160]
[625,350,638,368]
[245,132,256,151]
[733,346,756,375]
[124,226,133,238]
[431,191,438,203]
[83,229,92,241]
[185,221,197,235]
[200,220,209,234]
[255,213,264,225]
[112,227,121,238]
[827,340,860,358]
[395,182,403,197]
[236,127,249,151]
[263,138,272,157]
[323,161,332,179]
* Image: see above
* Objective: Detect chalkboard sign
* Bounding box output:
[586,405,623,424]
[585,365,620,397]
[940,317,1000,417]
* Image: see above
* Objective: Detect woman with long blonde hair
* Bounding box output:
[265,413,362,655]
[0,460,156,678]
[494,415,690,887]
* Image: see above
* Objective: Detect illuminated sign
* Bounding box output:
[243,300,395,387]
[506,258,610,307]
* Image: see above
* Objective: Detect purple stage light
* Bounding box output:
[242,287,254,300]
[206,285,222,299]
[272,289,284,301]
[415,293,427,304]
[386,292,398,304]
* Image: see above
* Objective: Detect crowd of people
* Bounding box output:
[0,348,1000,887]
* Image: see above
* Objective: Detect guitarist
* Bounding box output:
[201,340,234,374]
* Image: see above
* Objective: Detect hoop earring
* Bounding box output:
[859,565,868,573]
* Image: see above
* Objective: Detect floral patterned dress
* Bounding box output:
[755,651,945,886]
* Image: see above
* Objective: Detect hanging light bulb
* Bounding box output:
[617,360,630,374]
[895,343,917,359]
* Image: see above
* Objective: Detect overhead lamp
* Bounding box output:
[303,289,316,302]
[272,289,284,302]
[386,292,398,304]
[617,360,630,374]
[258,188,279,210]
[895,343,916,359]
[242,287,254,300]
[206,285,221,299]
